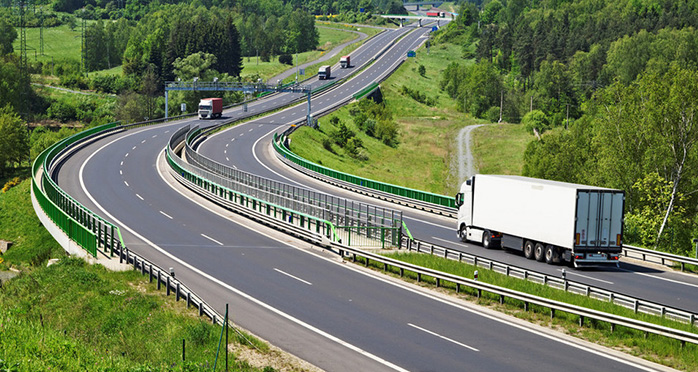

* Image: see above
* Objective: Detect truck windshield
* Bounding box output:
[199,105,211,110]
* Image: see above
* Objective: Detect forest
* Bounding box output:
[438,0,698,254]
[2,0,698,254]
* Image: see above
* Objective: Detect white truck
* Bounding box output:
[318,65,331,80]
[455,175,625,267]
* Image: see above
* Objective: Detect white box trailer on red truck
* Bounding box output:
[455,175,625,267]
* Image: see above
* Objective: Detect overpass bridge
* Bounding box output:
[403,1,444,11]
[381,13,453,27]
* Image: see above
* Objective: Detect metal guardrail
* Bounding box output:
[272,133,457,215]
[114,245,222,324]
[623,244,698,272]
[169,126,400,248]
[338,244,698,346]
[402,238,698,326]
[169,123,698,346]
[185,126,403,240]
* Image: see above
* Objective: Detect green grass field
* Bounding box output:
[290,41,488,195]
[472,123,532,175]
[12,23,84,63]
[0,178,298,371]
[214,24,363,82]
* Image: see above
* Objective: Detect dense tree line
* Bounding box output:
[436,0,698,253]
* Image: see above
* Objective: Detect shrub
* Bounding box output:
[279,54,293,65]
[485,106,501,123]
[521,109,549,134]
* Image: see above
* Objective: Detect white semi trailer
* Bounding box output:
[455,175,625,267]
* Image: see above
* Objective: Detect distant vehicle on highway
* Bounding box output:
[318,65,331,80]
[198,98,223,119]
[340,56,351,68]
[455,174,625,267]
[426,11,445,17]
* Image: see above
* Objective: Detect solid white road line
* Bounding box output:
[559,269,614,285]
[159,211,173,219]
[274,268,312,285]
[201,233,224,246]
[136,194,144,201]
[618,268,698,288]
[407,323,479,352]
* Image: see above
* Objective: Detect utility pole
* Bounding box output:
[498,90,503,123]
[80,16,86,76]
[530,95,533,112]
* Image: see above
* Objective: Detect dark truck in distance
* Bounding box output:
[318,65,331,80]
[455,175,625,267]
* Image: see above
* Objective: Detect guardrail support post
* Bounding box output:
[550,308,555,319]
[157,271,161,290]
[167,276,171,296]
[187,292,191,308]
[456,283,460,293]
[399,268,404,277]
[436,278,440,287]
[500,295,504,305]
[524,302,528,311]
[579,316,584,327]
[476,289,481,299]
[176,283,181,301]
[611,323,615,333]
[149,264,153,283]
[417,273,421,282]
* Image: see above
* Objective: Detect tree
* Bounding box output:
[0,19,17,56]
[172,52,218,81]
[521,110,549,135]
[0,106,29,175]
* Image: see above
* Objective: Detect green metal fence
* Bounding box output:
[33,122,126,258]
[273,133,456,208]
[169,126,401,248]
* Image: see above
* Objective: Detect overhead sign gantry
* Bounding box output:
[164,79,313,124]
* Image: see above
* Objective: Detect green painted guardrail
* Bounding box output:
[273,133,456,209]
[33,122,127,257]
[352,82,379,100]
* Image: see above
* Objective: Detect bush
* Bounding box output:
[60,74,89,90]
[279,54,293,65]
[47,100,77,122]
[521,109,549,134]
[322,137,334,153]
[485,106,500,123]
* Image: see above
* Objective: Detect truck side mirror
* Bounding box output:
[455,193,463,208]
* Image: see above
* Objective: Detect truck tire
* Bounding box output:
[524,241,535,259]
[544,245,557,264]
[483,231,492,249]
[534,243,546,262]
[459,225,467,242]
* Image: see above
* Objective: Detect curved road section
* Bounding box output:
[56,24,677,372]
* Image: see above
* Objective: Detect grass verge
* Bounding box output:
[360,250,697,371]
[243,23,360,82]
[289,41,487,195]
[0,177,310,371]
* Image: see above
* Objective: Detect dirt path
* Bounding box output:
[457,124,485,184]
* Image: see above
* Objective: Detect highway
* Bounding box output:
[54,21,682,372]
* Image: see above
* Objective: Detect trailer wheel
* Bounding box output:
[483,231,492,249]
[534,243,546,262]
[544,245,558,264]
[524,241,535,259]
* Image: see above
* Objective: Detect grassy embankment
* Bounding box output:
[0,177,306,371]
[242,23,377,82]
[279,22,384,85]
[288,41,523,196]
